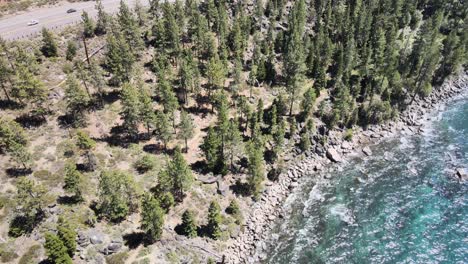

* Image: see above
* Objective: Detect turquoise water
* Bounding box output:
[262,99,468,264]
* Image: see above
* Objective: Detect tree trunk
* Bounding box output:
[83,36,90,66]
[1,83,11,101]
[185,138,188,153]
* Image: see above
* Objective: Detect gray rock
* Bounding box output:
[362,146,372,156]
[217,178,229,196]
[77,231,90,247]
[197,174,218,184]
[89,231,105,245]
[326,148,342,163]
[456,168,468,181]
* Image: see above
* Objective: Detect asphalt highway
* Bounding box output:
[0,0,147,41]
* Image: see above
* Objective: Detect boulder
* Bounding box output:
[456,168,468,181]
[197,174,218,184]
[77,231,90,247]
[326,148,342,163]
[217,178,228,196]
[89,231,105,245]
[362,146,372,156]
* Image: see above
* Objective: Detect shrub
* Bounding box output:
[344,129,353,141]
[105,251,129,264]
[134,155,156,173]
[18,245,41,264]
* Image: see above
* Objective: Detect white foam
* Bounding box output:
[330,204,355,225]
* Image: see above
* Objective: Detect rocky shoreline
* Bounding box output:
[222,72,468,264]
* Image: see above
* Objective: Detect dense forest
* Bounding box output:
[0,0,467,262]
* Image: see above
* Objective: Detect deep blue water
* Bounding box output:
[261,98,468,264]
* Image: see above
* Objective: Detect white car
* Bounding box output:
[27,20,39,26]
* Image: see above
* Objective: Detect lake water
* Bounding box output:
[260,98,468,264]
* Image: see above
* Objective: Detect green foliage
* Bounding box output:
[117,0,144,53]
[63,162,84,202]
[207,201,222,240]
[299,132,311,152]
[206,53,226,91]
[344,128,353,141]
[0,117,28,152]
[82,11,95,38]
[44,233,73,264]
[57,217,77,257]
[75,130,95,151]
[18,245,41,264]
[65,74,90,126]
[65,40,77,61]
[181,210,197,238]
[247,137,265,199]
[158,147,193,201]
[300,87,316,120]
[155,111,173,149]
[178,110,194,152]
[105,32,135,84]
[40,28,58,57]
[158,192,174,213]
[133,154,156,173]
[0,247,18,263]
[225,119,244,170]
[200,126,223,174]
[9,178,47,237]
[95,0,108,35]
[105,251,129,264]
[120,83,141,138]
[97,170,139,222]
[140,192,165,242]
[226,199,243,225]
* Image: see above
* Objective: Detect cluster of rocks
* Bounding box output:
[222,72,468,263]
[76,229,124,263]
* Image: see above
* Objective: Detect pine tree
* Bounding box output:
[12,65,47,107]
[206,53,226,94]
[75,130,96,171]
[181,210,197,238]
[0,54,12,102]
[272,118,286,158]
[120,83,141,139]
[138,83,156,137]
[158,146,193,201]
[63,162,83,202]
[134,0,147,26]
[155,111,173,150]
[41,28,58,57]
[201,126,222,173]
[283,1,306,116]
[95,0,108,35]
[65,74,90,126]
[65,40,77,61]
[44,233,73,264]
[97,170,139,222]
[178,110,194,152]
[140,192,165,243]
[207,200,222,240]
[225,119,243,170]
[300,87,316,120]
[57,217,77,257]
[226,199,243,224]
[117,0,144,54]
[105,32,135,84]
[11,178,47,236]
[0,117,28,153]
[82,11,95,38]
[247,135,265,199]
[159,79,179,128]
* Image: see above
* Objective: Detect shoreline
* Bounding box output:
[222,72,468,263]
